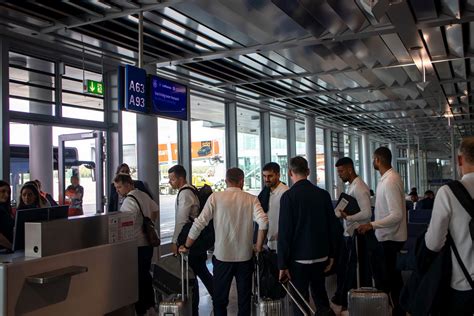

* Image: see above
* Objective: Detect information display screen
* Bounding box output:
[124,65,147,113]
[149,75,187,120]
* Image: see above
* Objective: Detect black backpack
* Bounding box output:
[176,184,215,254]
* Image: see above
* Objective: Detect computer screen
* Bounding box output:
[48,205,69,220]
[12,208,49,251]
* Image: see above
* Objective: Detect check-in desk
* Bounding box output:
[0,213,138,316]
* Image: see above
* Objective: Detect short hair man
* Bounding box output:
[114,173,159,316]
[108,163,153,212]
[278,156,340,316]
[332,157,373,310]
[258,162,289,251]
[425,137,474,315]
[179,168,268,316]
[168,164,213,315]
[358,147,407,316]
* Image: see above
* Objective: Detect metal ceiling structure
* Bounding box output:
[1,0,473,150]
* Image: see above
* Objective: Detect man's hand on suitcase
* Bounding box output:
[178,245,189,254]
[279,269,291,283]
[324,258,334,273]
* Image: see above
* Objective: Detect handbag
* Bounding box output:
[127,194,160,247]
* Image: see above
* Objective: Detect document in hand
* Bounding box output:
[334,193,360,216]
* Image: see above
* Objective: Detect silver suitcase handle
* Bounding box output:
[180,253,189,300]
[280,280,315,316]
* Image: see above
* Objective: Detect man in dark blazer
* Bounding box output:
[278,156,340,316]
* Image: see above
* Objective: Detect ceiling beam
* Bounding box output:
[150,11,474,67]
[40,0,185,34]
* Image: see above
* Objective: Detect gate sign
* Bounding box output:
[124,65,147,113]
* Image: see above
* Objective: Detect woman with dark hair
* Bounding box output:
[17,183,42,210]
[108,163,153,212]
[22,181,50,208]
[0,180,14,249]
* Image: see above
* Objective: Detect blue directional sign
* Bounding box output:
[124,65,147,113]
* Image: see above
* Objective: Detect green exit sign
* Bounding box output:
[84,80,104,96]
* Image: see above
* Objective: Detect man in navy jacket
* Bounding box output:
[278,156,340,316]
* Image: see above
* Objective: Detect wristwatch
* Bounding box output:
[183,244,190,250]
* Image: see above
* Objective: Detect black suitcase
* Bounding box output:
[153,254,196,296]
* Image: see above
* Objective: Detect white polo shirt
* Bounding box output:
[425,172,474,291]
[372,168,407,242]
[267,182,289,250]
[339,176,372,236]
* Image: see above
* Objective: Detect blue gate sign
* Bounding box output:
[124,65,147,113]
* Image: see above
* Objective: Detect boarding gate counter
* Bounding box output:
[0,213,139,316]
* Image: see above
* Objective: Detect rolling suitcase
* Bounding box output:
[158,254,192,316]
[280,280,315,316]
[347,234,390,316]
[253,253,284,315]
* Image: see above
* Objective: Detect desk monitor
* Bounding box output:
[12,208,49,251]
[48,205,69,220]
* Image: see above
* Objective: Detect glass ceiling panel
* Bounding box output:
[246,53,292,75]
[161,8,238,47]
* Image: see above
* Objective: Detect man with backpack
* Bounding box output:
[424,137,474,315]
[168,165,213,315]
[179,167,268,316]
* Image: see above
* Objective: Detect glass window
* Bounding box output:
[157,118,179,242]
[61,65,104,120]
[237,107,261,195]
[316,127,326,189]
[343,134,350,157]
[9,52,55,115]
[190,94,226,193]
[271,116,288,184]
[296,122,305,157]
[121,111,138,176]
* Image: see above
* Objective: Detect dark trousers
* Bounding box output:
[370,240,405,316]
[189,252,214,315]
[334,233,372,307]
[212,257,253,316]
[136,246,154,315]
[290,261,331,316]
[440,288,474,315]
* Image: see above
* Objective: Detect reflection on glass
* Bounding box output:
[157,118,179,241]
[316,127,326,189]
[237,107,261,195]
[271,116,288,184]
[190,95,227,194]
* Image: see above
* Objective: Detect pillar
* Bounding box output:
[28,57,54,195]
[361,133,372,189]
[305,116,316,184]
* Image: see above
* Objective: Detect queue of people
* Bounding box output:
[1,137,473,316]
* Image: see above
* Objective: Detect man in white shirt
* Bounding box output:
[114,174,159,316]
[258,162,289,251]
[179,168,268,316]
[168,165,213,315]
[358,147,407,316]
[332,157,373,310]
[425,136,474,315]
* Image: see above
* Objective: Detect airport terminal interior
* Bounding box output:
[0,0,472,315]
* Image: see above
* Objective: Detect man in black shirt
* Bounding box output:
[278,156,340,316]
